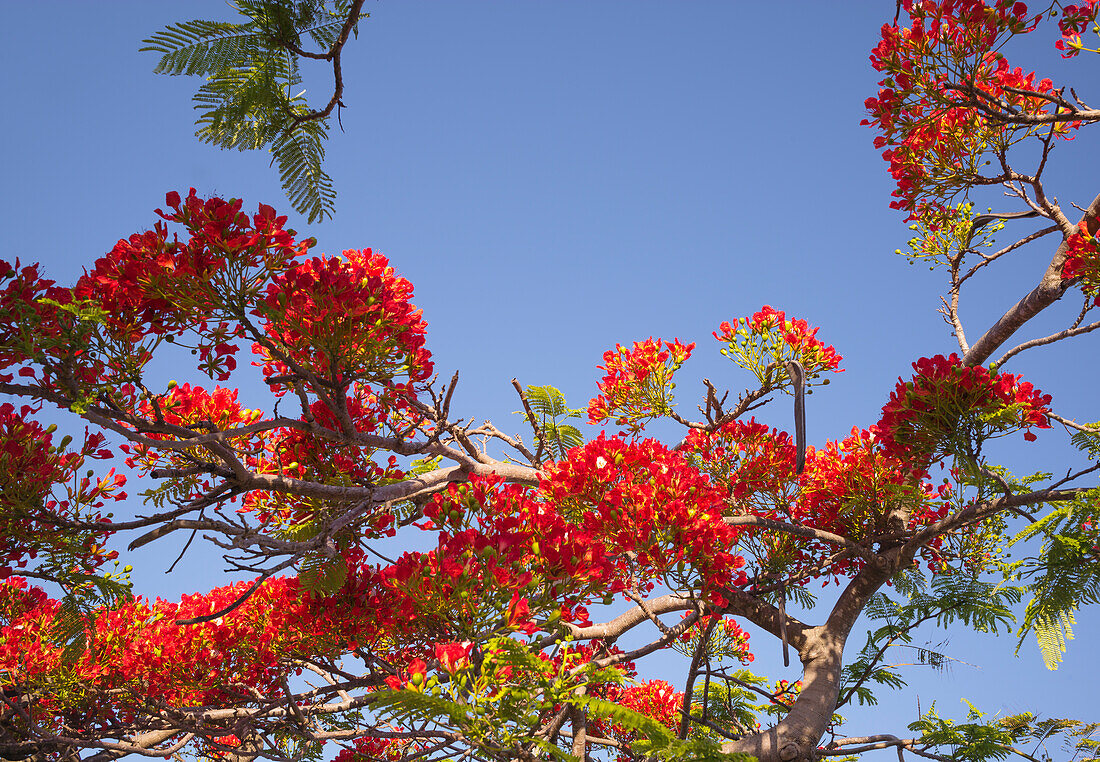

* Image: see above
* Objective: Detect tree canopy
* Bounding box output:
[1,2,1100,762]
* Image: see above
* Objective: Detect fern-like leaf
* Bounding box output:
[142,20,263,77]
[525,385,570,419]
[143,1,365,220]
[1069,422,1100,460]
[517,384,585,461]
[1010,492,1100,669]
[1031,611,1075,669]
[576,697,751,761]
[305,15,352,49]
[273,119,336,223]
[839,570,1022,708]
[371,689,473,728]
[298,551,348,596]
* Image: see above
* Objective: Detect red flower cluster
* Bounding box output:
[542,435,748,600]
[686,420,951,579]
[384,656,429,691]
[675,613,754,664]
[610,679,682,732]
[0,260,75,386]
[0,575,359,721]
[243,391,406,533]
[1056,2,1100,55]
[128,382,262,445]
[434,640,474,673]
[715,307,842,387]
[769,679,803,711]
[5,428,758,723]
[73,190,309,382]
[864,1,1072,217]
[200,735,242,761]
[797,427,950,574]
[0,403,124,581]
[255,248,433,397]
[333,736,413,762]
[587,338,694,432]
[584,677,695,761]
[118,383,266,507]
[377,437,751,634]
[379,478,617,635]
[1062,220,1100,304]
[684,419,798,506]
[877,354,1052,459]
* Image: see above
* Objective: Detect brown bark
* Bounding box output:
[963,192,1100,367]
[719,563,895,762]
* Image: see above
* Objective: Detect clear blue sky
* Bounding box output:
[2,1,1097,753]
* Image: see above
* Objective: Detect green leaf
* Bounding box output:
[839,570,1022,707]
[1009,491,1100,668]
[516,384,586,461]
[143,1,365,220]
[370,688,476,729]
[1069,422,1100,460]
[577,697,751,762]
[908,702,1100,762]
[272,119,336,223]
[142,20,263,77]
[298,551,347,596]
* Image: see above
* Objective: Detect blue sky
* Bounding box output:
[2,1,1098,754]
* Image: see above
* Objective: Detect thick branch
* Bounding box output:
[721,560,898,761]
[963,192,1100,366]
[821,735,952,761]
[902,486,1091,557]
[558,594,700,641]
[724,516,882,565]
[993,318,1100,367]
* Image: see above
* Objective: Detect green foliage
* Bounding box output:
[516,385,585,462]
[371,688,484,737]
[271,514,325,542]
[578,696,751,762]
[671,626,749,666]
[1069,422,1100,462]
[406,454,444,477]
[900,202,1005,271]
[368,636,752,761]
[50,569,133,665]
[298,549,348,596]
[910,701,1025,761]
[839,570,1022,708]
[781,582,817,609]
[1008,490,1100,669]
[372,637,597,761]
[259,729,328,762]
[271,116,334,223]
[686,681,763,741]
[681,671,840,743]
[138,470,208,514]
[142,1,364,222]
[941,464,1051,574]
[910,702,1100,762]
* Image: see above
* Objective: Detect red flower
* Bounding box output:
[877,354,1052,459]
[1062,220,1100,305]
[587,338,694,432]
[714,307,843,388]
[435,641,474,673]
[255,248,433,397]
[865,1,1072,217]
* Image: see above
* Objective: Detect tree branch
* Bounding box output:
[963,192,1100,367]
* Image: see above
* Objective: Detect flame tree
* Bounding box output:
[2,2,1100,761]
